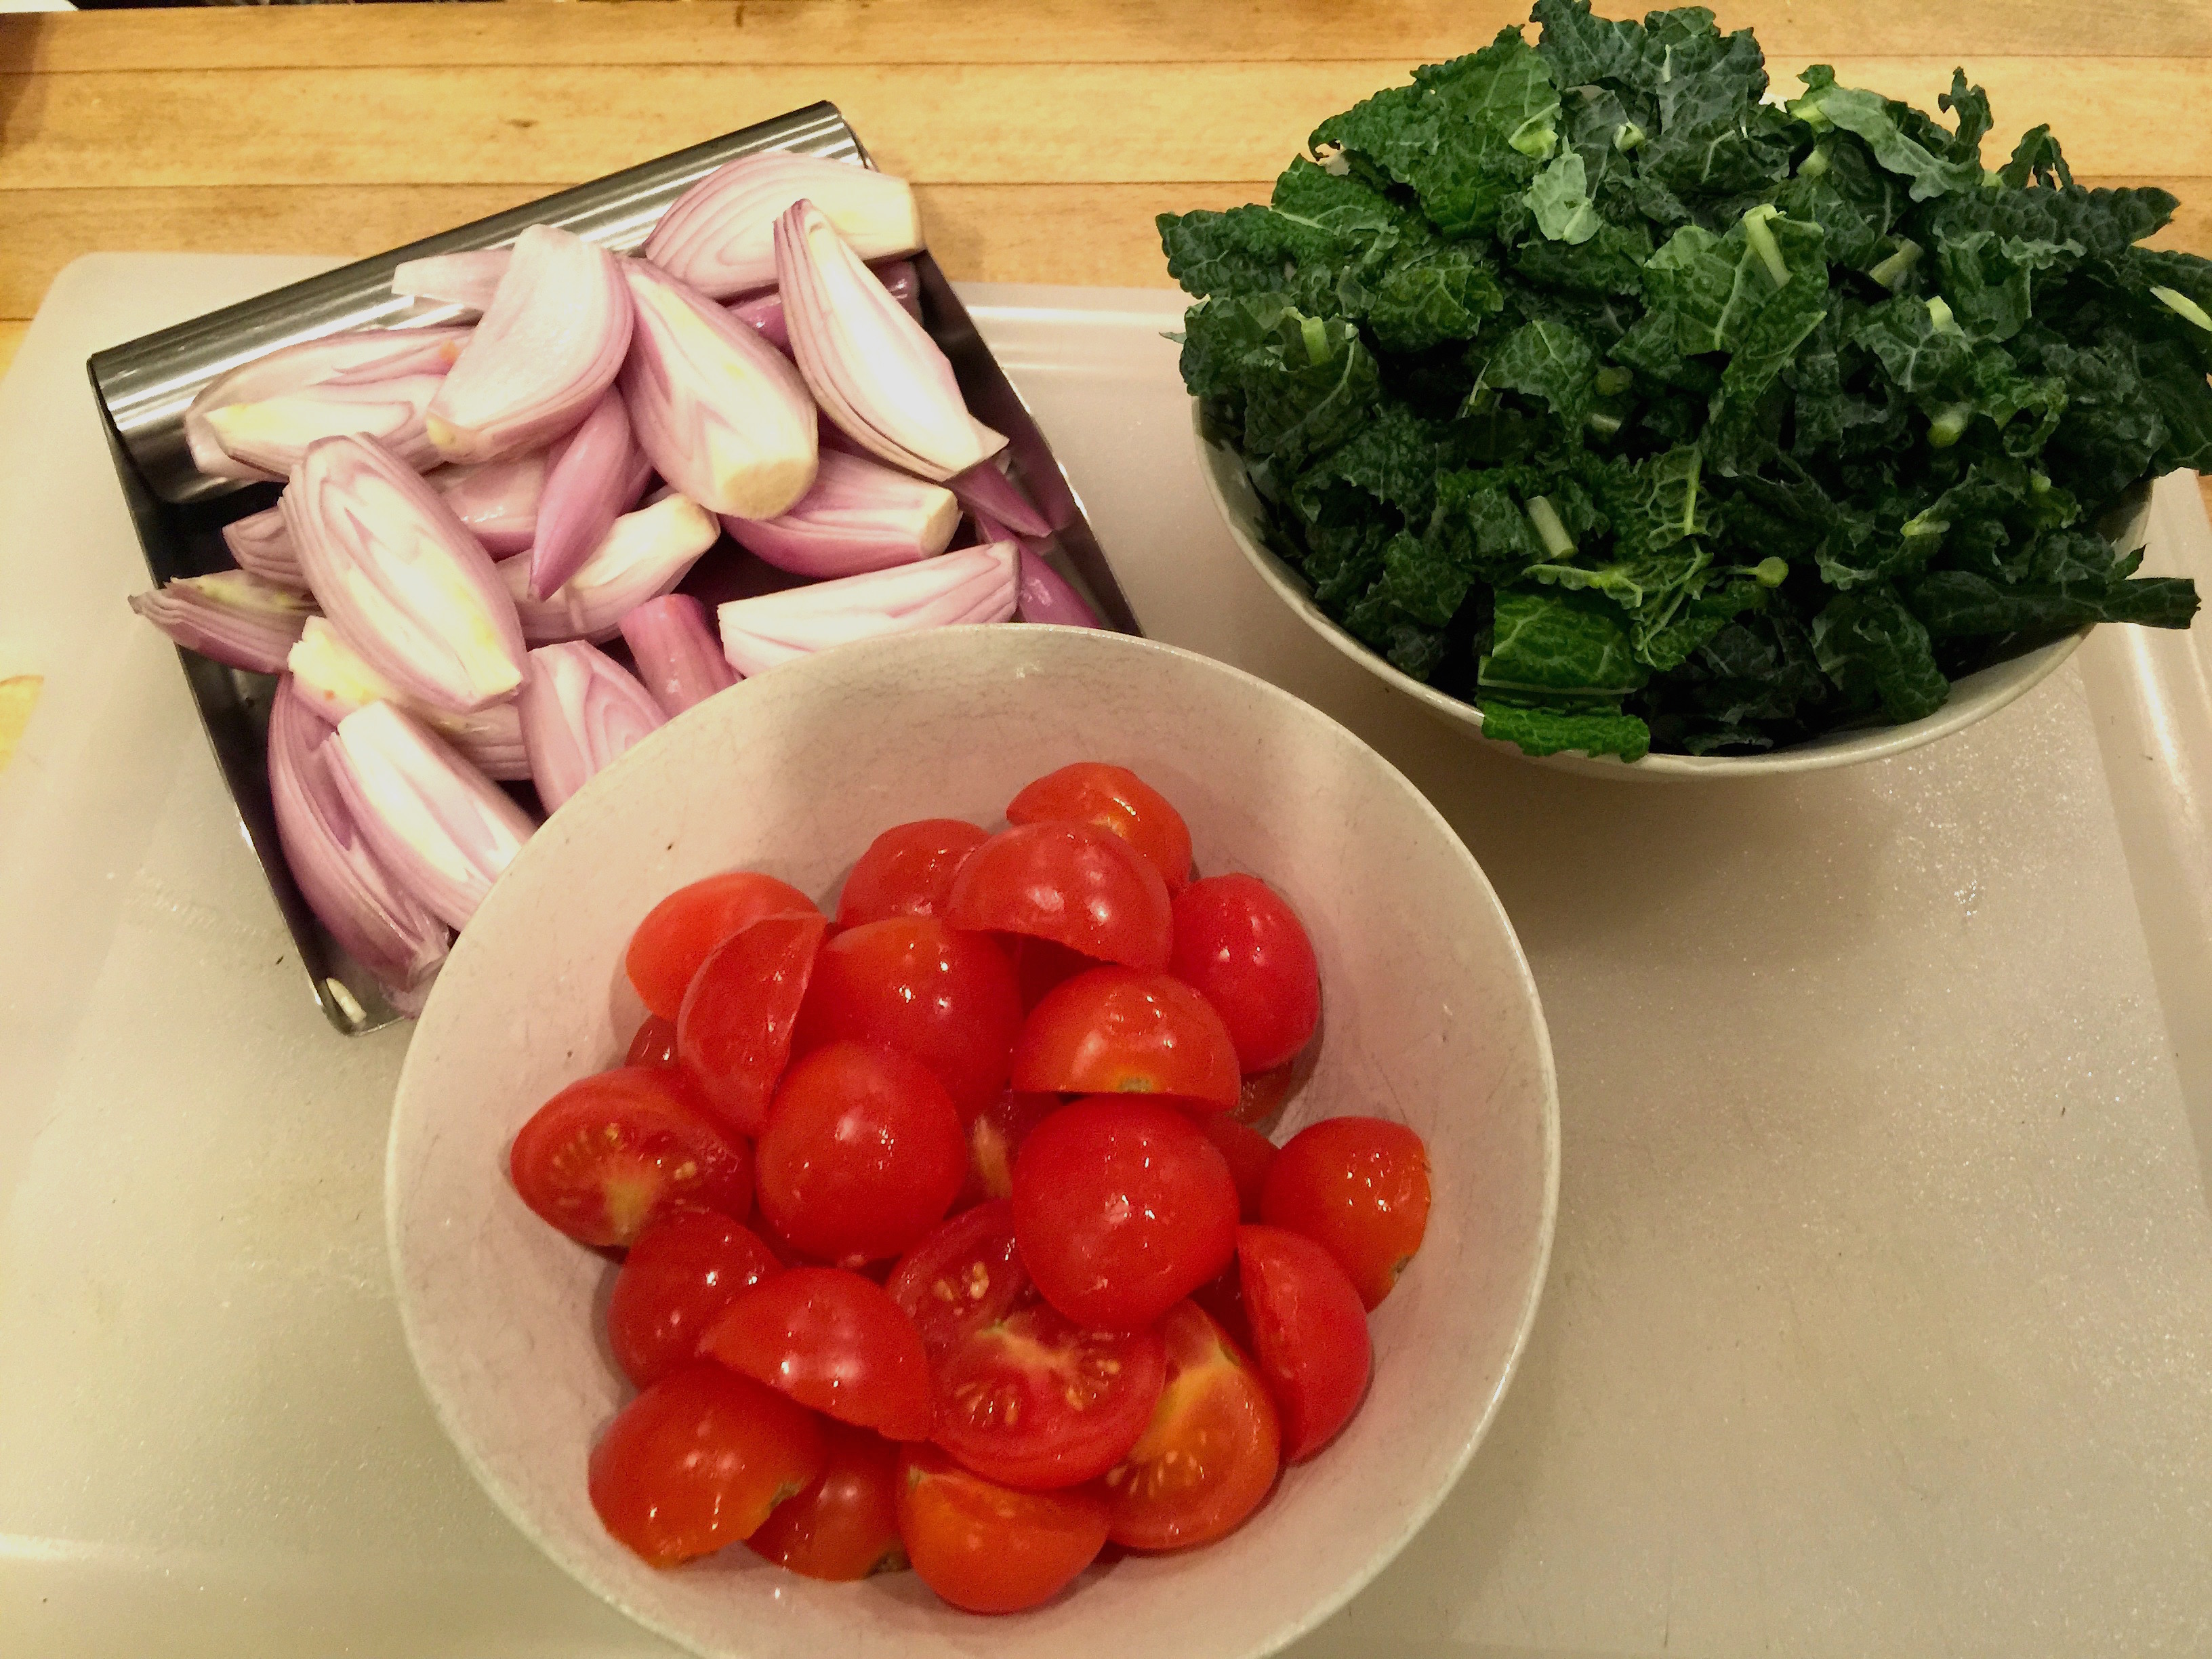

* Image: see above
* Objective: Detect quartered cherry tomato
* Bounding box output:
[1168,874,1321,1073]
[1197,1113,1278,1223]
[885,1200,1033,1360]
[836,818,990,926]
[1261,1116,1431,1309]
[1103,1300,1279,1550]
[676,910,827,1136]
[1011,966,1240,1108]
[1235,1225,1371,1462]
[508,1067,752,1248]
[607,1211,782,1389]
[699,1266,934,1440]
[943,821,1173,972]
[626,870,819,1021]
[931,1303,1166,1491]
[588,1364,825,1567]
[626,1013,679,1069]
[1006,762,1193,894]
[746,1420,906,1580]
[897,1443,1109,1614]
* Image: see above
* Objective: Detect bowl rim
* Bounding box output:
[1189,408,2093,780]
[384,623,1562,1659]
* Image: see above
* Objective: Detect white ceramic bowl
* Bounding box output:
[387,624,1559,1659]
[1194,417,2139,780]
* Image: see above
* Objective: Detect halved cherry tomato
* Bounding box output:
[1235,1225,1371,1462]
[508,1067,752,1248]
[607,1211,782,1389]
[699,1266,934,1439]
[943,821,1172,972]
[896,1442,1109,1614]
[1006,762,1193,895]
[953,1090,1063,1209]
[931,1303,1166,1491]
[1103,1300,1279,1550]
[754,1041,965,1265]
[1197,1113,1277,1223]
[1010,967,1240,1109]
[885,1200,1033,1360]
[588,1364,825,1567]
[836,818,989,927]
[1012,1097,1238,1330]
[1232,1060,1298,1130]
[1190,1265,1252,1353]
[626,1013,679,1069]
[626,871,819,1021]
[1261,1116,1431,1309]
[1008,935,1099,1012]
[676,910,827,1136]
[746,1420,906,1580]
[791,917,1022,1118]
[1168,874,1321,1073]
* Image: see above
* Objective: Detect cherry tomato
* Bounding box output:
[952,1090,1063,1209]
[755,1041,966,1265]
[699,1266,934,1439]
[932,1303,1166,1490]
[607,1212,782,1389]
[746,1420,906,1580]
[1008,935,1099,1011]
[897,1442,1109,1614]
[943,821,1173,972]
[1012,1097,1238,1330]
[1103,1300,1279,1550]
[885,1200,1033,1360]
[626,871,819,1021]
[837,818,989,927]
[1197,1113,1277,1223]
[1235,1225,1371,1462]
[508,1067,752,1248]
[1010,967,1240,1109]
[1189,1264,1251,1353]
[1006,762,1193,894]
[1261,1116,1432,1309]
[626,1013,678,1069]
[676,910,827,1136]
[1232,1060,1298,1130]
[1168,874,1321,1074]
[792,917,1022,1118]
[587,1363,825,1567]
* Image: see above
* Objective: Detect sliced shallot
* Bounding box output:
[721,449,960,579]
[428,451,550,557]
[128,571,318,674]
[499,492,720,645]
[1015,546,1105,628]
[392,248,514,312]
[619,594,737,717]
[223,504,308,589]
[289,617,530,781]
[515,641,668,812]
[186,326,470,483]
[717,539,1018,676]
[643,152,923,300]
[529,389,653,600]
[727,258,922,353]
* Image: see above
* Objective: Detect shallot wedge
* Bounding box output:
[617,260,817,519]
[776,201,1005,481]
[515,641,668,812]
[619,594,736,718]
[499,493,720,645]
[186,326,471,483]
[289,617,530,781]
[529,390,653,600]
[728,258,922,354]
[392,248,513,312]
[717,539,1018,677]
[721,449,960,579]
[325,700,536,932]
[947,460,1052,539]
[268,677,450,1008]
[428,451,549,557]
[129,571,318,674]
[283,433,528,716]
[643,152,922,300]
[224,505,308,589]
[426,225,633,465]
[1016,546,1105,628]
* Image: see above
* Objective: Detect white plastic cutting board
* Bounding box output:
[5,255,2212,1658]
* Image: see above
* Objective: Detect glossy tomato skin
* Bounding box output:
[587,1364,826,1567]
[1008,935,1099,1012]
[837,819,990,927]
[792,917,1023,1118]
[746,1420,906,1580]
[1012,1097,1239,1330]
[953,1090,1063,1209]
[1103,1300,1279,1551]
[1168,874,1322,1074]
[626,1014,680,1069]
[897,1442,1110,1614]
[1011,967,1241,1109]
[699,1266,934,1439]
[1231,1060,1298,1130]
[1261,1116,1432,1309]
[626,872,819,1021]
[607,1212,783,1389]
[1197,1113,1278,1223]
[885,1199,1032,1360]
[509,1067,752,1248]
[1235,1225,1372,1462]
[676,911,827,1136]
[931,1303,1166,1491]
[1005,762,1193,895]
[943,821,1173,972]
[754,1042,966,1265]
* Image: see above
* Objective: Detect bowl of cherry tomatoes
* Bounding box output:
[387,623,1557,1659]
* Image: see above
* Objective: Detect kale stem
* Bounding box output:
[1524,495,1577,560]
[1868,239,1923,289]
[1740,205,1788,287]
